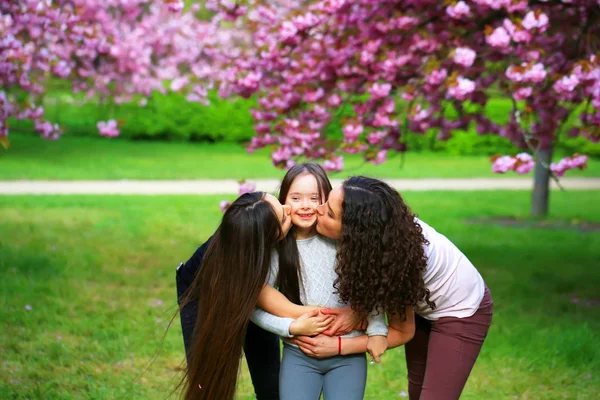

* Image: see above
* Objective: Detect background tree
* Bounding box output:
[214,0,599,217]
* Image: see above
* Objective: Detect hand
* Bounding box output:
[289,310,335,336]
[366,335,387,363]
[285,334,339,359]
[320,306,363,336]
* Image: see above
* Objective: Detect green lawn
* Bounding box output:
[0,191,598,399]
[1,135,599,180]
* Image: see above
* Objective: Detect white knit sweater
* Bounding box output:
[251,234,388,338]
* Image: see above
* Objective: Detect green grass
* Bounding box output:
[2,134,599,180]
[0,191,598,399]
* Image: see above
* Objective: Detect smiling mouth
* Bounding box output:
[297,213,315,219]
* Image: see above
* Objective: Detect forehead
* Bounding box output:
[264,194,282,216]
[289,173,319,192]
[328,186,343,207]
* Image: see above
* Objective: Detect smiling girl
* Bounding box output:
[250,163,390,400]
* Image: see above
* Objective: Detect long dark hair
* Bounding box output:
[334,176,435,321]
[276,163,332,304]
[179,192,284,400]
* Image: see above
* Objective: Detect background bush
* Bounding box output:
[9,88,600,157]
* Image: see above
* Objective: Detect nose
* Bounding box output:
[316,203,325,216]
[283,204,291,215]
[300,197,311,209]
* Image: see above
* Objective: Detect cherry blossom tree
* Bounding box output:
[213,0,599,217]
[1,0,232,142]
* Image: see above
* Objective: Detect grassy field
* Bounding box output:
[2,134,599,180]
[0,191,598,399]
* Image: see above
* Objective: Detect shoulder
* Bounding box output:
[316,234,339,253]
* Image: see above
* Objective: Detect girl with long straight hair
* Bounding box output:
[179,191,292,400]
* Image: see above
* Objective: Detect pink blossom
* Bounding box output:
[220,200,232,213]
[170,77,189,92]
[272,147,292,164]
[369,83,392,99]
[513,87,532,101]
[165,0,185,13]
[369,150,387,165]
[328,94,342,106]
[448,77,476,100]
[522,11,549,32]
[486,27,511,48]
[373,113,399,127]
[571,154,588,169]
[323,156,344,172]
[550,160,568,177]
[343,123,364,142]
[454,47,476,67]
[425,69,447,86]
[524,63,547,83]
[367,131,387,145]
[492,156,516,173]
[514,153,535,174]
[279,21,298,42]
[447,1,471,19]
[97,120,120,138]
[553,75,580,93]
[304,88,324,103]
[239,181,257,195]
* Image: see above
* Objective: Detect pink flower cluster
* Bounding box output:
[217,0,599,170]
[97,120,120,138]
[492,153,588,177]
[550,155,588,177]
[492,153,535,174]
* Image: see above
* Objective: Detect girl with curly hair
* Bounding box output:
[289,176,493,400]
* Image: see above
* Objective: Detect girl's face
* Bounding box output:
[285,173,322,237]
[316,185,343,239]
[264,193,292,240]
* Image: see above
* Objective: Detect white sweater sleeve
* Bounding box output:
[250,308,295,338]
[249,249,295,338]
[366,309,388,337]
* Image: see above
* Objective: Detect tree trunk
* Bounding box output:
[531,146,553,218]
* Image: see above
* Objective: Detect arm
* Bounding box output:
[257,284,320,318]
[251,307,334,338]
[287,306,416,359]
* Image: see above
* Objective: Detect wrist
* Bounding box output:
[289,320,299,336]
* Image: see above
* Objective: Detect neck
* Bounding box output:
[295,226,317,240]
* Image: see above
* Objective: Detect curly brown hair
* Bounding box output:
[334,176,435,321]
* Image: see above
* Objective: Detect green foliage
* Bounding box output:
[0,192,599,399]
[9,89,600,157]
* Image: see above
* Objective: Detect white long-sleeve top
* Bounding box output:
[415,219,485,320]
[251,234,388,338]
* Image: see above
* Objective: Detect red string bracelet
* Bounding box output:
[338,336,342,355]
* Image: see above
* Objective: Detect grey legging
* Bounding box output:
[280,344,367,400]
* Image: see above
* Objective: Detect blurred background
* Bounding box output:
[1,1,599,399]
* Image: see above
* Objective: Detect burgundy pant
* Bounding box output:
[405,286,493,400]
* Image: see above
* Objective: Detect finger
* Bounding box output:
[322,320,343,336]
[373,354,381,363]
[294,335,317,345]
[298,346,316,358]
[320,308,341,316]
